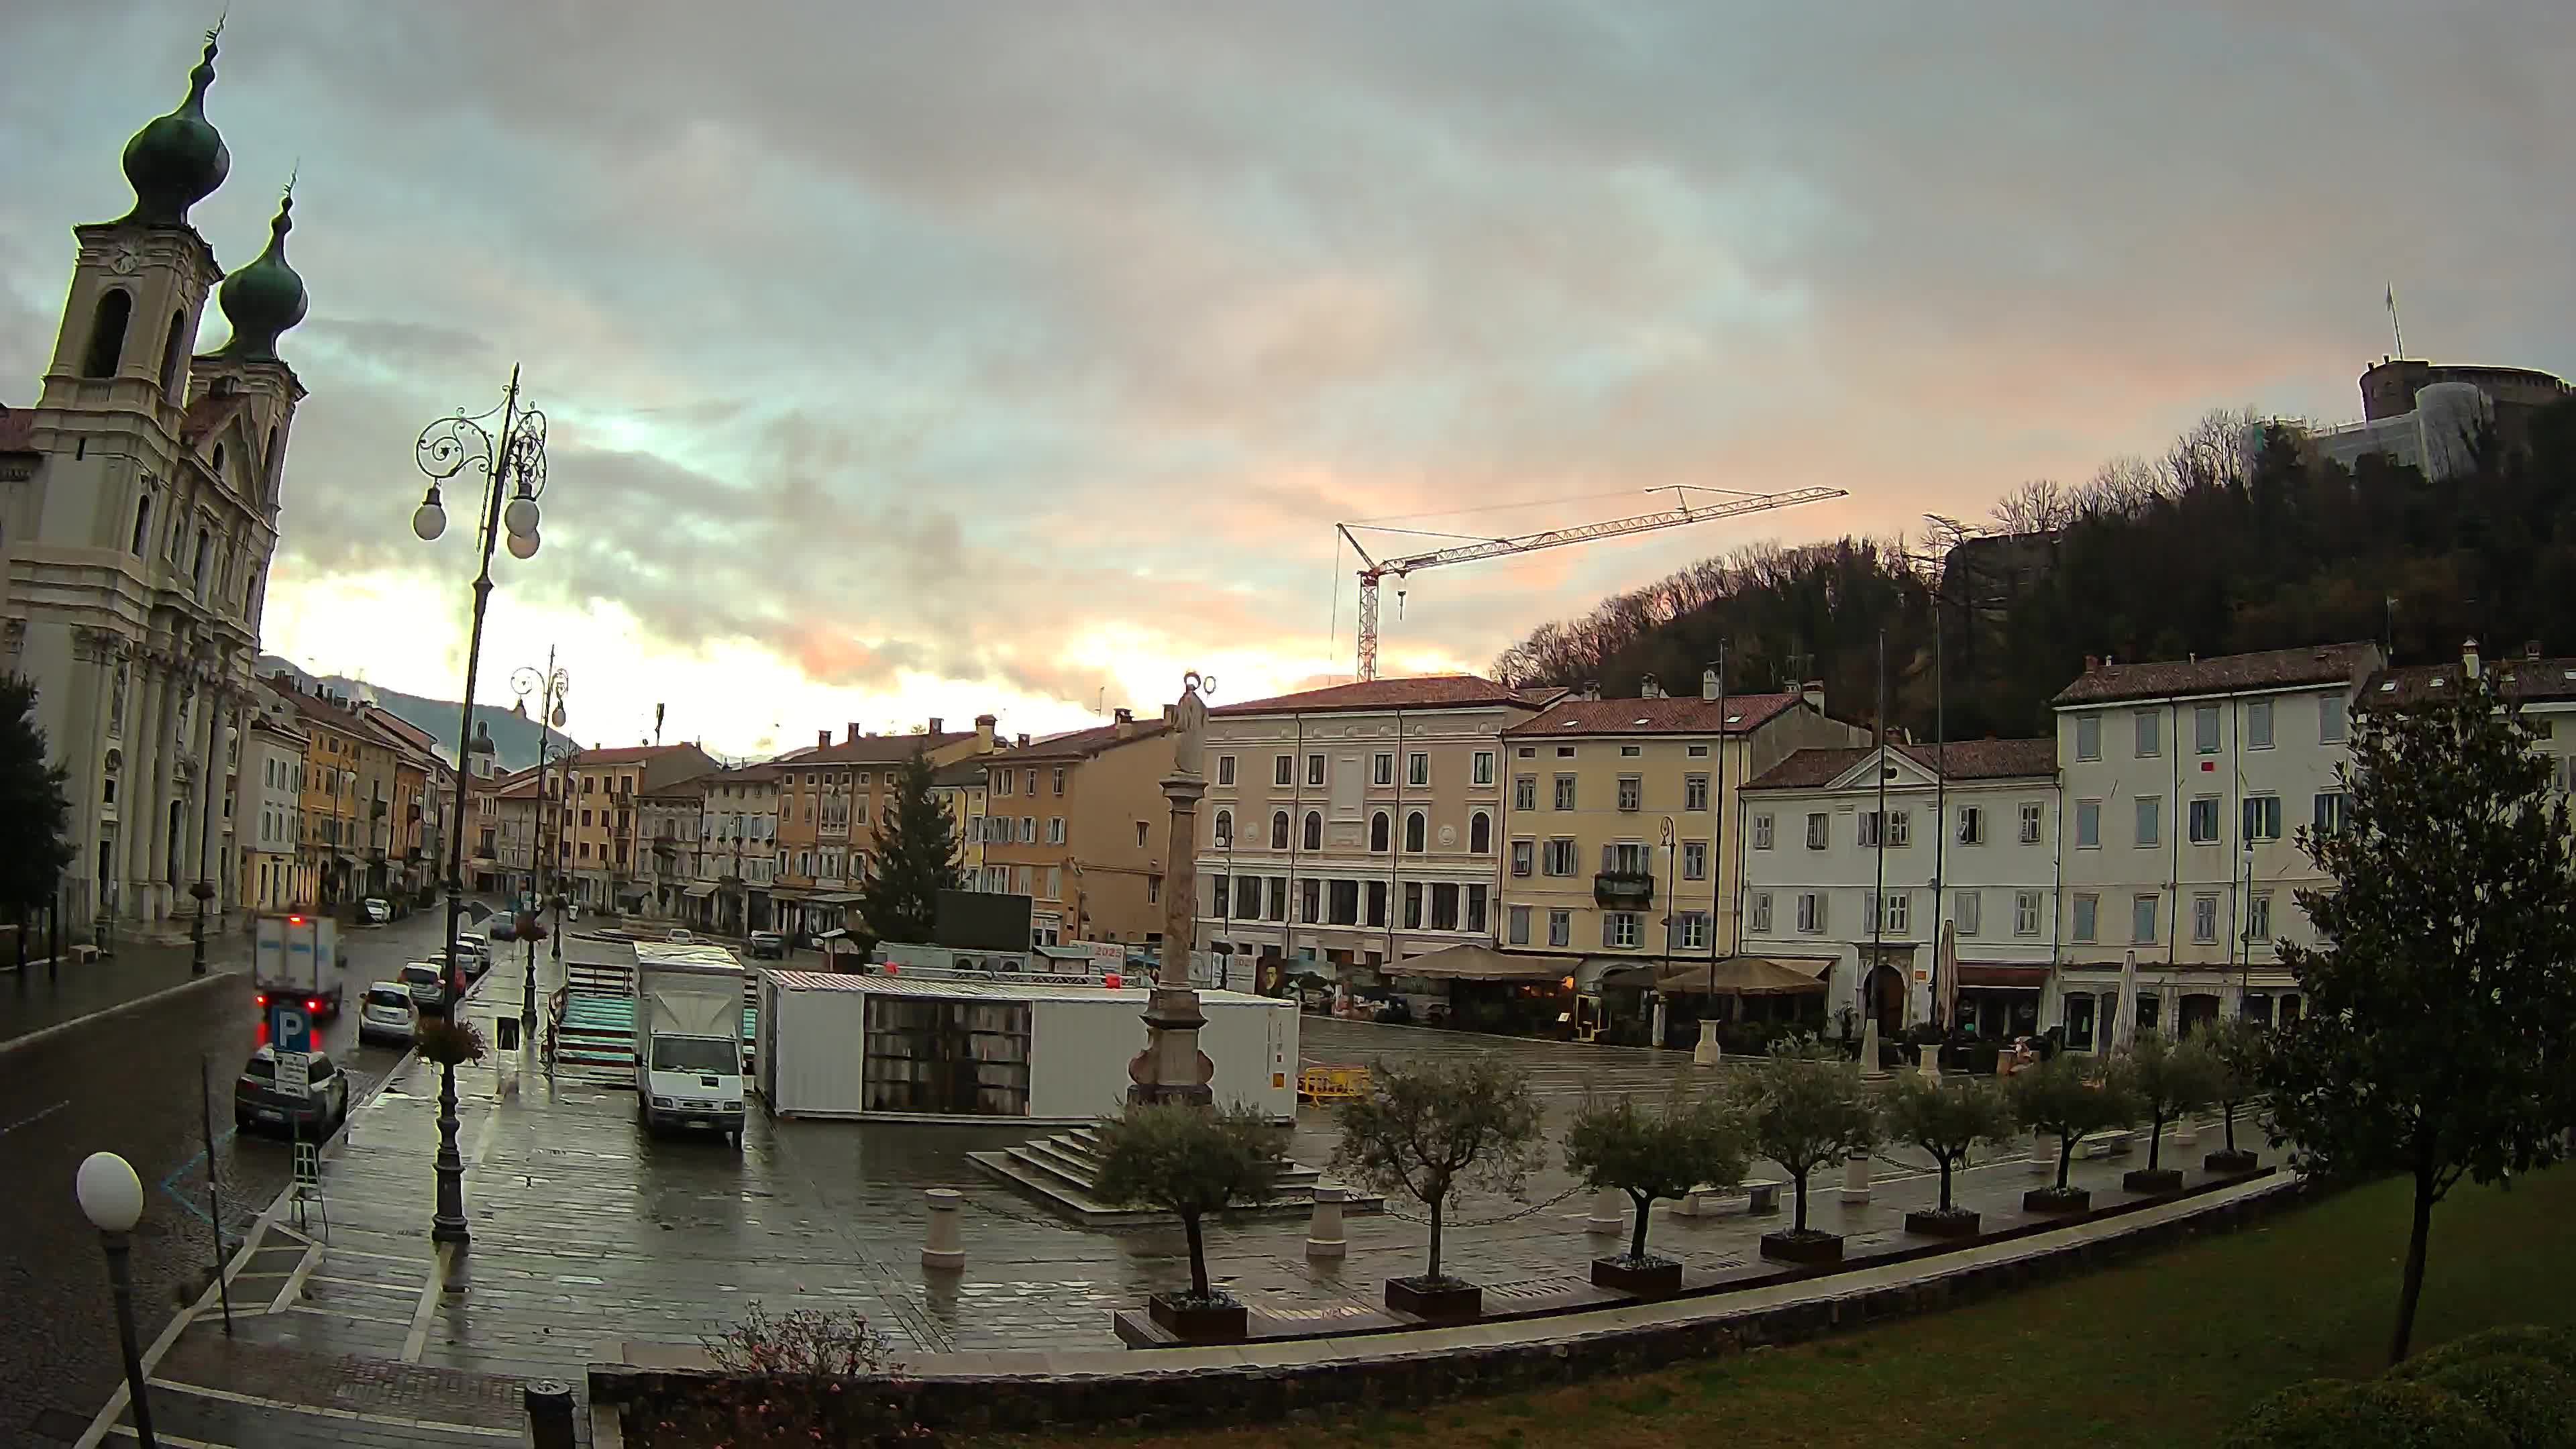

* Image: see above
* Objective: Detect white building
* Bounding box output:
[1736,739,2059,1039]
[1191,676,1557,976]
[233,700,305,910]
[0,36,309,934]
[2049,642,2382,1049]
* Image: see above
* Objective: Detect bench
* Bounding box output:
[1297,1065,1372,1104]
[1672,1177,1785,1217]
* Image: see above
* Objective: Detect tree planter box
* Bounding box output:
[2122,1167,2184,1195]
[2023,1187,2092,1215]
[1145,1293,1247,1342]
[1903,1208,1982,1238]
[1590,1255,1684,1297]
[1758,1230,1845,1265]
[1385,1277,1481,1321]
[2204,1148,2261,1175]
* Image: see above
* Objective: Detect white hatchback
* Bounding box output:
[358,982,417,1046]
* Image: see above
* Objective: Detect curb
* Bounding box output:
[0,967,246,1059]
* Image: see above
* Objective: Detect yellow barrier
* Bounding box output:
[1297,1065,1373,1103]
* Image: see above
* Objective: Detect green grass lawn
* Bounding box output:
[985,1167,2576,1449]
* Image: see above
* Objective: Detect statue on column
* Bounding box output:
[1171,671,1212,778]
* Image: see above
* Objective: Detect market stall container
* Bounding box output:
[755,971,1295,1122]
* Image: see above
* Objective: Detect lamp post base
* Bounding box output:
[431,1062,472,1246]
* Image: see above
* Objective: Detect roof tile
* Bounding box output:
[1503,692,1803,738]
[981,719,1170,762]
[2369,656,2576,707]
[2051,643,2380,707]
[1744,738,2055,791]
[1212,674,1557,716]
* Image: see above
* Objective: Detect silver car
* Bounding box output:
[357,982,417,1046]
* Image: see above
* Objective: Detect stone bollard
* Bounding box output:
[2027,1128,2053,1177]
[1839,1149,1872,1205]
[523,1379,576,1449]
[1586,1187,1625,1234]
[2175,1113,2200,1147]
[1305,1181,1348,1261]
[1650,998,1668,1049]
[1918,1044,1941,1080]
[1858,1018,1884,1078]
[921,1188,965,1271]
[1693,1018,1721,1067]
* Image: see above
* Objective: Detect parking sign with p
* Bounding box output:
[270,1002,314,1055]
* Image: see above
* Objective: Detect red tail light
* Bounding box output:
[306,998,321,1012]
[288,914,304,924]
[255,994,268,1007]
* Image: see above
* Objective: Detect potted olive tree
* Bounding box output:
[2199,1016,2269,1174]
[1882,1071,2018,1238]
[1092,1102,1285,1342]
[1332,1058,1544,1320]
[2120,1031,2222,1194]
[1563,1089,1748,1297]
[1740,1036,1879,1265]
[2007,1052,2140,1214]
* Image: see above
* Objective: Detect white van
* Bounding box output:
[632,941,746,1148]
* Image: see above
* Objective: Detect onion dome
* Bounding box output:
[216,187,308,362]
[119,29,231,227]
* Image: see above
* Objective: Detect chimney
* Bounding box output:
[1016,733,1030,748]
[816,729,830,749]
[1638,673,1662,699]
[2084,654,2100,674]
[2527,640,2544,661]
[928,717,944,735]
[975,713,997,749]
[2463,637,2481,680]
[1581,680,1601,702]
[1802,680,1826,714]
[1701,669,1720,702]
[1113,707,1136,739]
[847,722,863,743]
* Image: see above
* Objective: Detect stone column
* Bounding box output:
[126,657,166,919]
[1127,674,1214,1108]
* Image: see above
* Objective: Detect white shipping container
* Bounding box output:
[756,971,1296,1123]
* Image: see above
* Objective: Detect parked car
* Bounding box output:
[398,961,447,1013]
[234,1046,350,1136]
[667,928,694,944]
[357,982,418,1046]
[440,940,490,979]
[360,897,392,924]
[747,931,786,961]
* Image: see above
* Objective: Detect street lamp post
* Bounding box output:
[511,655,570,1040]
[412,368,549,1247]
[76,1151,156,1449]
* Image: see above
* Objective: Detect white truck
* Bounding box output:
[253,912,346,1018]
[633,941,747,1148]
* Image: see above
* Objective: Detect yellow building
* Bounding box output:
[770,716,997,937]
[976,710,1173,946]
[1495,676,1864,964]
[267,680,372,906]
[563,742,720,913]
[930,755,992,891]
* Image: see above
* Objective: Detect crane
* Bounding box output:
[1338,484,1848,680]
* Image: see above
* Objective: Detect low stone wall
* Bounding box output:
[595,1174,2316,1436]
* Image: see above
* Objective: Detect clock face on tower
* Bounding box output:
[109,244,142,276]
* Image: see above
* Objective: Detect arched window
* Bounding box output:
[1405,810,1427,853]
[83,290,132,378]
[211,443,225,479]
[1369,811,1390,853]
[263,427,280,502]
[193,527,211,588]
[1213,809,1232,847]
[1470,811,1493,854]
[1301,810,1322,852]
[160,311,189,398]
[1269,810,1289,850]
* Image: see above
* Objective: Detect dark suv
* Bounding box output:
[234,1046,350,1136]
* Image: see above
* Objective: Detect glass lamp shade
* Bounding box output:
[76,1151,144,1232]
[550,702,568,728]
[506,529,540,560]
[412,495,447,542]
[503,494,539,538]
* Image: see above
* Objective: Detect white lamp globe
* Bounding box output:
[502,494,540,538]
[412,496,447,543]
[76,1151,144,1233]
[506,529,540,561]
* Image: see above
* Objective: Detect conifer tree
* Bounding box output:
[857,749,961,945]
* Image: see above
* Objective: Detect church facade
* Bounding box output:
[0,29,311,934]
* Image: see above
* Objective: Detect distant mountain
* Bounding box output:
[256,655,577,775]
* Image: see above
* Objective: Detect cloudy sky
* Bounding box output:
[5,3,2569,757]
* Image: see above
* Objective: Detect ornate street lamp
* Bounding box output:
[411,368,548,1247]
[76,1151,156,1448]
[511,654,570,1042]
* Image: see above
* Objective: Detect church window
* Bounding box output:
[211,443,225,478]
[160,311,189,398]
[193,527,210,588]
[129,494,152,555]
[83,289,132,378]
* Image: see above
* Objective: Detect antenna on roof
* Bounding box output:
[2385,283,2405,360]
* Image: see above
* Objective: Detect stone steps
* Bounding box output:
[968,1126,1378,1228]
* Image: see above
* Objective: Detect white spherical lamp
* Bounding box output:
[76,1151,144,1233]
[502,494,540,539]
[411,487,447,543]
[505,528,540,560]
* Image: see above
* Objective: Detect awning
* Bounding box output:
[1955,963,2049,989]
[682,883,718,899]
[1609,956,1832,996]
[1387,943,1580,982]
[809,892,863,906]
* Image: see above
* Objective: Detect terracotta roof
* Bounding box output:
[0,407,34,453]
[2051,643,2379,707]
[778,731,974,766]
[2370,655,2576,708]
[180,392,250,447]
[930,759,991,788]
[494,773,544,800]
[569,742,719,767]
[981,719,1171,763]
[1211,674,1558,716]
[1503,692,1802,737]
[1744,738,2056,792]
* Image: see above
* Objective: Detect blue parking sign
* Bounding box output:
[270,1003,314,1054]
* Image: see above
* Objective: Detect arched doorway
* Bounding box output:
[1863,963,1906,1038]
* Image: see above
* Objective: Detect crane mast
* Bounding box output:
[1340,485,1847,680]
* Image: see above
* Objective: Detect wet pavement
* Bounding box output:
[0,906,486,1446]
[62,953,2277,1447]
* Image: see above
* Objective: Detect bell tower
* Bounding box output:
[38,27,230,426]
